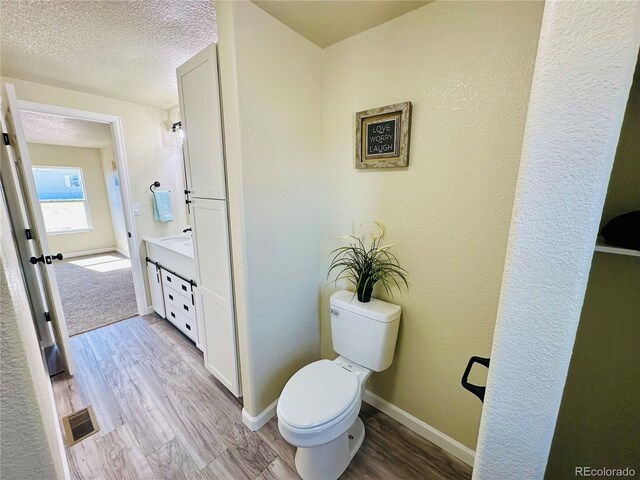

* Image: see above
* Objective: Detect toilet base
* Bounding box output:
[294,417,366,480]
[348,417,365,460]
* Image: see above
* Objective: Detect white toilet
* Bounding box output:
[277,290,401,480]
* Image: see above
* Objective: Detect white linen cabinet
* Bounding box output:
[177,43,241,397]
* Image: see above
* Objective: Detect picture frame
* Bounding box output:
[355,101,411,169]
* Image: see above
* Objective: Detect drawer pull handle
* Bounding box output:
[170,312,176,319]
[183,304,189,312]
[182,285,187,291]
[186,323,191,330]
[169,294,174,300]
[166,276,172,282]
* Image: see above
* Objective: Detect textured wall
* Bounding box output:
[29,143,116,256]
[473,1,640,478]
[1,189,68,479]
[545,56,640,478]
[2,76,189,309]
[217,1,323,416]
[320,1,543,450]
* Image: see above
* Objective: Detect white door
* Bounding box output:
[1,106,55,349]
[1,83,75,374]
[191,197,240,396]
[177,43,226,200]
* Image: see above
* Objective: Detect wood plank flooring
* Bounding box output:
[52,315,472,479]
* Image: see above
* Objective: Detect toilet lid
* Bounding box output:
[278,360,359,430]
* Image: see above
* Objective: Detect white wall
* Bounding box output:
[320,1,543,450]
[217,0,323,416]
[2,77,188,307]
[29,143,116,256]
[99,144,129,255]
[473,2,640,478]
[545,55,640,478]
[0,187,69,480]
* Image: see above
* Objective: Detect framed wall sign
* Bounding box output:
[355,101,411,169]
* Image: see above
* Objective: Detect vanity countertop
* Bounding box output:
[144,234,193,259]
[144,234,196,281]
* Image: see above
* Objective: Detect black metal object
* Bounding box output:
[149,181,161,193]
[3,133,10,145]
[30,254,45,264]
[145,256,197,288]
[25,229,33,240]
[182,228,192,233]
[171,121,182,132]
[30,253,62,264]
[461,356,490,403]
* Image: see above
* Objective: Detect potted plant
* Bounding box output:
[328,222,408,303]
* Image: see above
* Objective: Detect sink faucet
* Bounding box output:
[183,228,192,233]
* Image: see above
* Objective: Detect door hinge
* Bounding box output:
[3,133,10,146]
[128,232,132,238]
[25,229,33,240]
[44,312,51,322]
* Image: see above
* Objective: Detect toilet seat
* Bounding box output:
[277,360,362,448]
[278,360,359,429]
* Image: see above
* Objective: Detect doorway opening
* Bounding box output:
[21,111,140,336]
[2,92,148,378]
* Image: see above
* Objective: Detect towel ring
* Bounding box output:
[149,181,161,193]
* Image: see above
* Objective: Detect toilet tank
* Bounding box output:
[330,290,401,372]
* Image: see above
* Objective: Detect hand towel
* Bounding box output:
[153,190,174,223]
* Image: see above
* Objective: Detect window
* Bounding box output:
[32,167,91,234]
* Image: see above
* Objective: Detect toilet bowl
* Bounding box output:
[278,358,370,479]
[277,290,401,480]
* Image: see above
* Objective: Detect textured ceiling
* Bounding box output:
[252,0,431,47]
[21,111,113,149]
[1,1,217,109]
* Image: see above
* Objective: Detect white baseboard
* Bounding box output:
[363,390,475,467]
[115,248,130,258]
[239,390,475,465]
[62,247,117,259]
[242,398,278,432]
[143,306,156,315]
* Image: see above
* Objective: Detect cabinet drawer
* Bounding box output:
[161,269,193,296]
[166,305,198,343]
[164,285,195,321]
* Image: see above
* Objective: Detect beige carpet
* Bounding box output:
[53,252,137,336]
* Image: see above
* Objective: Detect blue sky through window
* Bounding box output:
[33,167,86,201]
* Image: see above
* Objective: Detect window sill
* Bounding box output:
[47,228,93,236]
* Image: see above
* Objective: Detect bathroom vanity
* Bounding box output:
[144,235,203,351]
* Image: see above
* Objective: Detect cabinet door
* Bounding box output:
[191,197,240,396]
[177,43,226,200]
[146,262,165,318]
